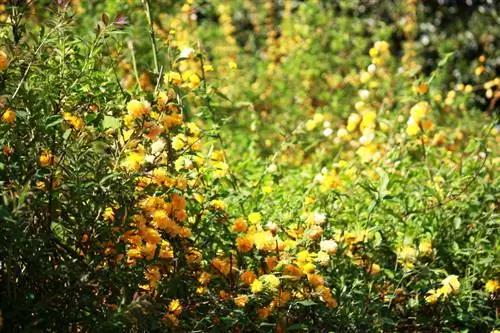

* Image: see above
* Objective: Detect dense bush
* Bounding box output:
[0,0,498,332]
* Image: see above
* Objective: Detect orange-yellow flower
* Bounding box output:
[168,299,182,316]
[239,270,257,285]
[2,108,16,124]
[0,50,8,70]
[211,258,230,275]
[232,218,248,233]
[307,274,325,287]
[39,150,55,167]
[142,227,161,245]
[236,236,254,253]
[127,99,150,119]
[234,295,249,308]
[485,280,500,293]
[256,307,270,320]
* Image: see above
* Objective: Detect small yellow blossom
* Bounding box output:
[485,280,499,293]
[425,289,439,304]
[234,294,248,307]
[260,274,280,289]
[168,299,182,316]
[210,199,226,210]
[236,236,254,253]
[410,101,430,122]
[250,279,263,293]
[418,239,432,255]
[441,275,460,295]
[228,60,238,69]
[40,150,55,167]
[2,108,16,124]
[165,71,182,85]
[127,99,150,119]
[247,212,262,224]
[262,186,272,194]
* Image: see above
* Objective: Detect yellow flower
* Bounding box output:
[360,111,377,131]
[210,199,226,210]
[234,294,248,308]
[228,60,238,69]
[240,270,256,285]
[62,112,84,130]
[159,240,174,259]
[425,289,439,304]
[307,274,325,287]
[296,250,314,264]
[398,246,417,261]
[369,263,381,275]
[127,247,142,260]
[441,275,460,295]
[485,280,499,293]
[39,150,55,167]
[156,91,169,109]
[187,122,201,136]
[346,113,361,132]
[260,274,280,290]
[406,117,421,136]
[232,218,248,233]
[145,265,161,289]
[247,212,262,224]
[301,262,316,274]
[0,50,8,70]
[103,207,115,221]
[122,151,145,171]
[182,71,201,89]
[127,99,150,119]
[172,134,186,150]
[2,108,16,124]
[203,64,214,72]
[305,119,317,131]
[236,236,254,253]
[250,279,263,293]
[253,231,274,251]
[142,227,161,245]
[262,186,272,194]
[165,71,182,85]
[410,101,430,122]
[418,239,432,255]
[168,299,182,316]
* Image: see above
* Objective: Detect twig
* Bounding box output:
[142,0,160,74]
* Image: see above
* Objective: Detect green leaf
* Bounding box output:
[297,300,316,306]
[102,115,121,129]
[46,115,63,128]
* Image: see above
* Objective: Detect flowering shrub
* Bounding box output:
[0,1,499,332]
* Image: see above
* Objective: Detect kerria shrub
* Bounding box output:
[0,1,498,332]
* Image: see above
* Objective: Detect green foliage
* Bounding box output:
[0,0,498,332]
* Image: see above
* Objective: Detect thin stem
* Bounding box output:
[128,40,142,91]
[142,0,160,74]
